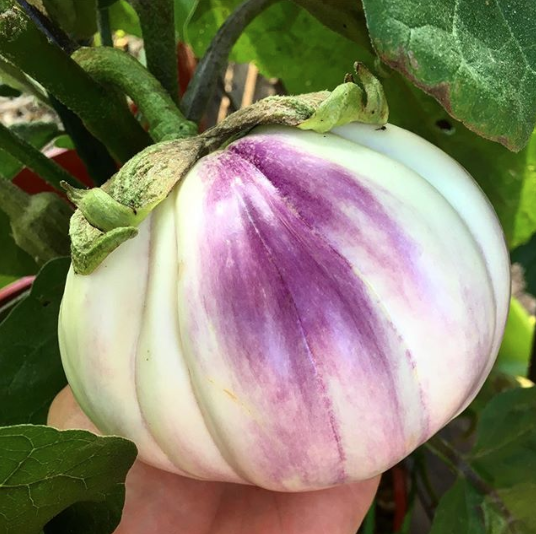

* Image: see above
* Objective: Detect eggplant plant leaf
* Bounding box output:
[43,488,127,534]
[109,0,142,37]
[430,479,517,534]
[495,298,534,378]
[0,425,136,534]
[183,0,364,94]
[0,122,62,181]
[0,209,36,289]
[290,0,369,49]
[431,387,536,534]
[471,387,536,533]
[99,0,120,7]
[0,258,69,425]
[41,0,98,40]
[361,0,536,152]
[471,387,536,473]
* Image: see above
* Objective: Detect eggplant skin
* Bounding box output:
[59,123,510,492]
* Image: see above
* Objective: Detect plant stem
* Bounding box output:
[0,55,50,106]
[16,0,78,54]
[97,5,113,47]
[424,435,514,524]
[49,96,117,186]
[181,0,277,123]
[415,453,439,507]
[399,460,418,534]
[0,0,151,162]
[72,46,197,142]
[15,0,117,185]
[127,0,179,103]
[0,122,80,190]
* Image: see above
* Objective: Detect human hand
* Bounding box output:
[48,387,380,534]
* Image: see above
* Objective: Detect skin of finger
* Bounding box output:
[48,387,380,534]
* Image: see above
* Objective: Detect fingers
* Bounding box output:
[211,476,381,534]
[47,385,100,433]
[47,387,380,534]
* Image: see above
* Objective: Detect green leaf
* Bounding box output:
[476,387,536,529]
[174,0,196,38]
[0,425,137,534]
[497,484,536,534]
[496,298,535,377]
[0,56,49,105]
[44,486,126,534]
[99,0,119,7]
[472,387,536,471]
[42,0,98,40]
[431,388,536,534]
[291,0,369,49]
[0,210,36,289]
[54,134,76,150]
[0,122,62,181]
[109,0,141,36]
[183,0,360,94]
[466,372,526,418]
[0,258,69,426]
[361,0,536,152]
[470,387,536,532]
[430,479,514,534]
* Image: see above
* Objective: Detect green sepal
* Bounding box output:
[299,63,388,132]
[69,210,139,275]
[70,138,205,275]
[62,182,154,232]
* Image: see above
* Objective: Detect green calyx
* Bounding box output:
[70,64,388,275]
[62,182,155,232]
[299,63,389,132]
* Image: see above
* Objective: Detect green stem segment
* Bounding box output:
[72,47,197,142]
[182,0,277,123]
[0,55,49,105]
[127,0,179,104]
[62,182,150,232]
[49,95,117,186]
[97,5,114,47]
[0,122,80,190]
[0,0,150,162]
[424,435,514,524]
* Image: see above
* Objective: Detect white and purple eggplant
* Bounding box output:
[59,79,510,492]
